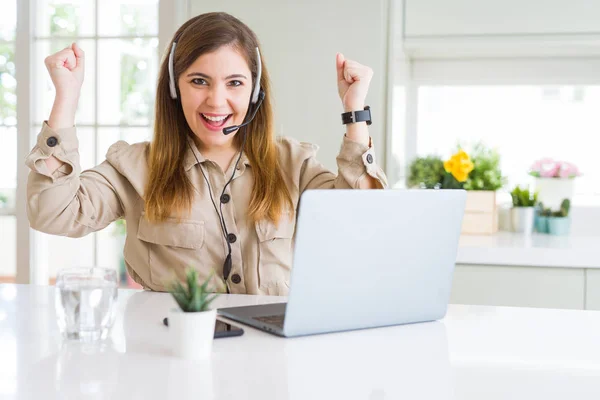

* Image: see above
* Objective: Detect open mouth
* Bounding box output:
[200,113,232,128]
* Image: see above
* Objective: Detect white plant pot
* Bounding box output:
[510,207,535,235]
[535,178,575,210]
[168,308,216,360]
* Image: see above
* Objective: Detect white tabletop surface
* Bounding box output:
[3,283,600,399]
[457,231,600,268]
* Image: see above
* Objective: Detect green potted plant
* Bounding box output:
[444,143,505,235]
[167,268,222,360]
[462,143,505,192]
[547,199,571,236]
[0,193,7,208]
[535,202,552,233]
[509,185,538,234]
[406,156,445,189]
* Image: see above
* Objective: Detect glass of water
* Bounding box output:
[55,267,119,341]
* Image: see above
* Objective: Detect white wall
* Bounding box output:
[188,0,392,172]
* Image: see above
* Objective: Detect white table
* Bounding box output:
[2,283,600,399]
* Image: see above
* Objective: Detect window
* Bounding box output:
[391,59,600,207]
[29,0,159,284]
[0,0,17,282]
[416,85,600,205]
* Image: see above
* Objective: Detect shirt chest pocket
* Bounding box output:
[136,216,205,288]
[256,216,295,295]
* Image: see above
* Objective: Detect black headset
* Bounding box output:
[168,39,266,290]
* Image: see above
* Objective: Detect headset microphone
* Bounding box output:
[222,91,265,135]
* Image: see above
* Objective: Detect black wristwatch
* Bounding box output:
[341,105,372,126]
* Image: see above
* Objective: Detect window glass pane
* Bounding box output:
[46,232,96,282]
[33,40,96,125]
[0,1,16,41]
[35,0,95,37]
[0,216,16,283]
[417,86,600,204]
[0,44,16,126]
[98,0,158,36]
[77,128,96,171]
[98,39,158,125]
[0,127,16,209]
[97,127,151,162]
[97,222,141,288]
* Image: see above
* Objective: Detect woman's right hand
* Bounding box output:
[45,43,85,130]
[44,42,85,101]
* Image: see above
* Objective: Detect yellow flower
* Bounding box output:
[444,150,474,183]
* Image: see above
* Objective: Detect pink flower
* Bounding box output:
[529,158,581,179]
[541,165,559,178]
[558,162,580,178]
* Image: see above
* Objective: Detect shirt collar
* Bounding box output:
[183,135,251,172]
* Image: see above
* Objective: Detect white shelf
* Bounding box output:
[457,231,600,269]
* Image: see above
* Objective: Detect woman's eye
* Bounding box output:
[229,80,242,87]
[191,78,207,85]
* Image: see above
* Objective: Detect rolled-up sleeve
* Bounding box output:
[299,135,388,191]
[25,122,124,237]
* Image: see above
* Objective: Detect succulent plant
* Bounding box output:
[168,268,220,312]
[551,199,571,218]
[510,185,539,207]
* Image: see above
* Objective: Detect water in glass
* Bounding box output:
[55,267,118,341]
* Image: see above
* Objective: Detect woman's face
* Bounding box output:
[178,45,253,151]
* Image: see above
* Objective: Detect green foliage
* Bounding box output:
[462,143,505,191]
[538,199,571,218]
[0,193,7,205]
[113,218,127,236]
[510,185,538,207]
[551,199,571,218]
[168,268,220,313]
[441,172,465,189]
[407,156,445,189]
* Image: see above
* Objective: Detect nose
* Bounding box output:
[205,84,228,108]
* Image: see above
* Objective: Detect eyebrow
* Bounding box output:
[186,72,248,80]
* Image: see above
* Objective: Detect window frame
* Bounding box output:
[13,0,187,284]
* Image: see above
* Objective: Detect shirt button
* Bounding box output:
[231,274,241,284]
[220,194,230,204]
[227,233,237,243]
[366,154,374,164]
[46,137,58,147]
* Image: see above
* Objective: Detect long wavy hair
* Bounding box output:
[145,12,293,225]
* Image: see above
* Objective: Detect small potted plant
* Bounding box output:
[510,185,538,234]
[443,144,505,235]
[547,199,571,236]
[535,202,552,233]
[529,158,581,210]
[167,268,221,360]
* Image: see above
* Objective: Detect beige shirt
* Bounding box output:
[26,123,388,295]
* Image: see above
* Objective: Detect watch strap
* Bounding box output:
[341,106,372,126]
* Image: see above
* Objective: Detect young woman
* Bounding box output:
[26,12,387,295]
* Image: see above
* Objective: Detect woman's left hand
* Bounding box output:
[336,53,373,112]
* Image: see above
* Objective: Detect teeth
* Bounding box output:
[202,114,229,122]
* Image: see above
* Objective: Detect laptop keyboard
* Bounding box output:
[253,314,285,328]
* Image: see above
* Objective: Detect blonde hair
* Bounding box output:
[145,12,293,225]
